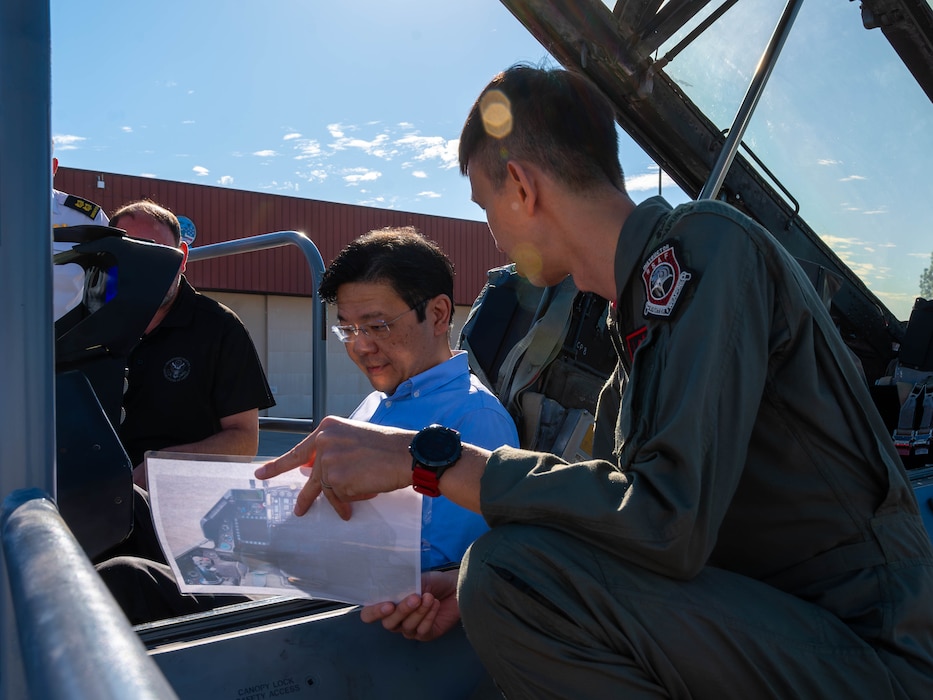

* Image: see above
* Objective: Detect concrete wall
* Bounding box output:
[207,291,472,420]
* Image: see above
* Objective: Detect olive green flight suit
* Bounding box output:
[459,197,933,699]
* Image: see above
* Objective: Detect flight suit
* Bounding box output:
[459,197,933,699]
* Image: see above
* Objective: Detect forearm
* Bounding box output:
[133,425,260,488]
[256,417,490,519]
[436,444,492,514]
[161,425,259,457]
[162,408,262,459]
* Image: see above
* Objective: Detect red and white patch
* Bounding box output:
[641,242,692,318]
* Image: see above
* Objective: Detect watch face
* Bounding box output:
[411,424,461,467]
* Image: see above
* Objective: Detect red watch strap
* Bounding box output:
[412,465,442,497]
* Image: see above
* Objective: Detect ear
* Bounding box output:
[179,241,189,273]
[429,294,453,336]
[506,160,537,215]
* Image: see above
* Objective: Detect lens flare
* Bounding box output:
[480,90,513,139]
[511,242,544,285]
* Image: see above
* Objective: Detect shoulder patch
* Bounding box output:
[641,241,693,318]
[63,195,102,220]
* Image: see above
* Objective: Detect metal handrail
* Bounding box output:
[187,230,328,427]
[1,490,178,699]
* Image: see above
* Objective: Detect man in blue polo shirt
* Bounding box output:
[98,226,517,624]
[321,226,519,569]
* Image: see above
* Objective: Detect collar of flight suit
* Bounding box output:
[612,196,675,304]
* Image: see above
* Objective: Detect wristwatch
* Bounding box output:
[409,424,462,497]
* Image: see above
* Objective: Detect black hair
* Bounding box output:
[459,64,624,192]
[319,226,455,323]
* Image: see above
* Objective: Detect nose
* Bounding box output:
[347,331,378,353]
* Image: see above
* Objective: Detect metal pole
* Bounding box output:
[188,230,328,424]
[2,491,179,699]
[698,0,805,200]
[0,0,56,696]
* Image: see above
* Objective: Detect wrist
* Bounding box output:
[409,424,462,497]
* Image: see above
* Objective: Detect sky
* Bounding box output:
[49,0,684,226]
[49,1,932,321]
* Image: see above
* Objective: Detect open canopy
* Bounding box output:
[502,0,933,378]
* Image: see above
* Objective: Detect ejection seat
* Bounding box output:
[53,225,182,559]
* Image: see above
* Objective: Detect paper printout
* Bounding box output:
[147,453,422,606]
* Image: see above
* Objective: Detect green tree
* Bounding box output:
[921,252,933,300]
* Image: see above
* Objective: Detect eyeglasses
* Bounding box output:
[331,300,427,343]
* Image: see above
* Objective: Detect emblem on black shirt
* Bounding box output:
[642,241,693,318]
[164,357,191,382]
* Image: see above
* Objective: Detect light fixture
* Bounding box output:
[96,174,105,189]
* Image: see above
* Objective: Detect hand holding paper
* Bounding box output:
[148,452,422,606]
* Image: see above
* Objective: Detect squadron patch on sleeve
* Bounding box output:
[63,195,102,220]
[641,241,693,318]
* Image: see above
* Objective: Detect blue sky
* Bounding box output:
[50,0,684,225]
[50,1,932,321]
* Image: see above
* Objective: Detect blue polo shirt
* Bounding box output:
[349,351,519,570]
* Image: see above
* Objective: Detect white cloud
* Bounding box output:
[182,120,195,125]
[283,132,301,141]
[417,191,442,199]
[876,289,919,312]
[412,171,428,179]
[817,159,842,166]
[357,195,391,208]
[121,126,133,133]
[193,165,209,176]
[332,133,392,156]
[259,180,300,193]
[53,134,86,150]
[218,175,234,186]
[294,140,323,159]
[819,234,865,249]
[396,134,458,168]
[625,170,676,193]
[844,260,877,279]
[253,149,278,157]
[327,123,345,138]
[343,168,382,185]
[840,175,867,182]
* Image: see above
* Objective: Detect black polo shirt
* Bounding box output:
[119,277,275,466]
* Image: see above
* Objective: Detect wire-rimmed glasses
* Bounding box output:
[331,300,428,343]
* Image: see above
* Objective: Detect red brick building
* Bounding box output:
[55,167,507,306]
[56,167,510,419]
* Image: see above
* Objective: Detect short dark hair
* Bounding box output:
[110,199,182,247]
[459,64,624,192]
[319,226,455,323]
